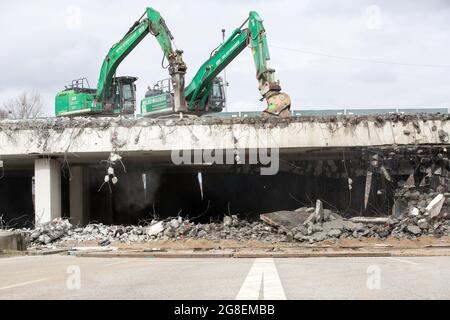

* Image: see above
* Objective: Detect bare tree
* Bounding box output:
[2,91,43,119]
[0,108,7,120]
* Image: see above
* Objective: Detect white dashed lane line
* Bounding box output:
[236,258,286,300]
[103,260,132,267]
[0,278,51,291]
[386,257,420,266]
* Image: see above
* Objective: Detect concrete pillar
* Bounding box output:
[34,159,61,224]
[70,166,89,226]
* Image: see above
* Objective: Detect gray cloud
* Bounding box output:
[1,0,450,115]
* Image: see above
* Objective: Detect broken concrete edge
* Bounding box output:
[2,113,450,130]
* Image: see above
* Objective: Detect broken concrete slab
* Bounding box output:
[410,207,420,217]
[322,219,346,232]
[327,229,342,238]
[260,210,310,229]
[145,222,165,236]
[406,225,422,235]
[426,194,445,218]
[350,217,393,225]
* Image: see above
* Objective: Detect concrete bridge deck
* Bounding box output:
[0,114,449,160]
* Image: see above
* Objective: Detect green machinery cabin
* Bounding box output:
[55,77,137,116]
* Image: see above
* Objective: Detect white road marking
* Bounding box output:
[236,258,286,300]
[386,257,420,266]
[104,260,131,267]
[0,278,50,291]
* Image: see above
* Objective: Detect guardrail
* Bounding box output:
[208,108,450,118]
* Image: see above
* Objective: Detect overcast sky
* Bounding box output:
[1,0,450,116]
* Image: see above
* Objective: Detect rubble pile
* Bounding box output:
[21,166,450,246]
[390,166,450,238]
[22,216,288,246]
[23,203,449,248]
[28,218,72,245]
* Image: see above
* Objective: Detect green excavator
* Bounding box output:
[141,11,291,117]
[55,7,187,117]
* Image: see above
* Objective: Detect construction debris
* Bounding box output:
[19,200,449,248]
[28,218,72,245]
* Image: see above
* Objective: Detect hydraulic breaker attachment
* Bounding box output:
[168,50,188,113]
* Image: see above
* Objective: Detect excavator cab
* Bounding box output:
[141,79,176,116]
[104,76,137,115]
[207,77,226,112]
[141,77,225,116]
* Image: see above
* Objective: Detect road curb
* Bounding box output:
[69,248,450,259]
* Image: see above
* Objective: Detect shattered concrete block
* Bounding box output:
[406,225,421,235]
[261,210,310,229]
[315,200,324,223]
[309,231,327,243]
[322,219,345,232]
[145,222,165,236]
[170,219,180,229]
[417,219,429,230]
[327,229,342,238]
[223,216,233,227]
[350,217,392,224]
[410,207,420,217]
[425,194,445,218]
[342,221,364,232]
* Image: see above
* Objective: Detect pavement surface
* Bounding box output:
[0,255,449,300]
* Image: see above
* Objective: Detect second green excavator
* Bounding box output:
[141,11,291,117]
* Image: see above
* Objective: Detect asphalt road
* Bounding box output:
[0,255,449,300]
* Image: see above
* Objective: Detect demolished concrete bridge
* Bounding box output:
[0,114,449,227]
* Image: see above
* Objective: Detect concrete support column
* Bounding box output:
[34,159,61,225]
[70,166,89,226]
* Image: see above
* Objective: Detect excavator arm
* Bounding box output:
[96,7,187,112]
[185,11,290,116]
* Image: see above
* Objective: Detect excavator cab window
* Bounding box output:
[208,77,226,111]
[108,76,137,114]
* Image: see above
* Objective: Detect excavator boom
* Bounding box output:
[142,11,291,117]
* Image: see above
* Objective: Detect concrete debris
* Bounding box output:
[406,225,422,235]
[18,203,450,247]
[17,160,450,248]
[425,194,445,218]
[28,218,72,245]
[145,221,165,236]
[350,217,393,225]
[260,210,310,229]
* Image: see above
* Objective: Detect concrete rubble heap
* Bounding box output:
[15,151,450,247]
[28,218,72,245]
[22,216,288,246]
[21,197,449,247]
